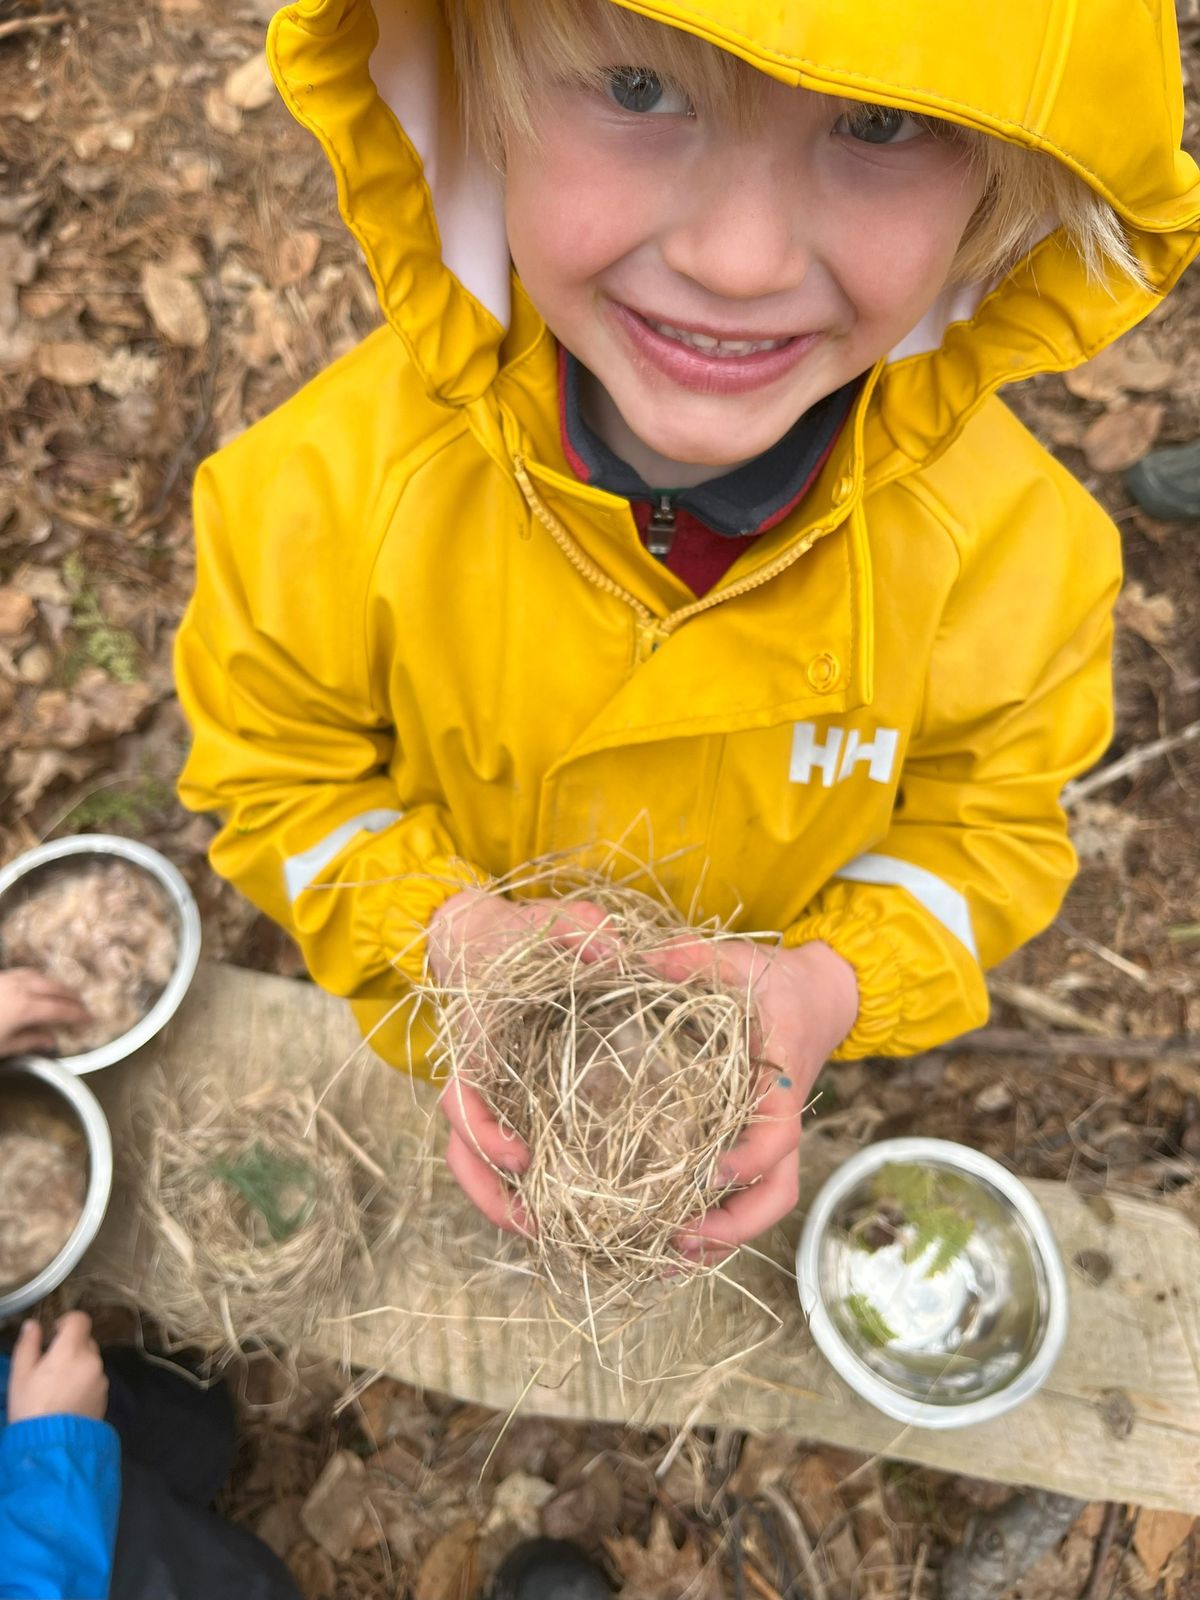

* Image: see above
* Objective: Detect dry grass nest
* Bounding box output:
[133,1078,397,1364]
[421,879,764,1299]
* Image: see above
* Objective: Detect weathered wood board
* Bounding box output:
[81,962,1200,1512]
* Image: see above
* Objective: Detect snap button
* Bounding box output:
[833,473,856,505]
[806,651,841,693]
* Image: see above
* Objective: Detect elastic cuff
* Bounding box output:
[0,1413,119,1463]
[379,855,490,984]
[783,910,906,1059]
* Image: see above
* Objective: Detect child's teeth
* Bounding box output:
[648,319,787,357]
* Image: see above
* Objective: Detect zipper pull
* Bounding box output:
[645,494,677,560]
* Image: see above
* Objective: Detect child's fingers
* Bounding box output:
[1,1027,60,1056]
[18,992,92,1027]
[50,1310,95,1351]
[640,937,760,994]
[523,898,618,962]
[712,1072,805,1187]
[676,1155,800,1256]
[438,1078,529,1173]
[445,1132,534,1237]
[9,1319,43,1385]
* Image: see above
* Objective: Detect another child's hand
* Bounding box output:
[0,968,90,1057]
[7,1312,108,1423]
[647,937,859,1263]
[429,888,613,1235]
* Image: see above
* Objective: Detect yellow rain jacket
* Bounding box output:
[175,0,1200,1072]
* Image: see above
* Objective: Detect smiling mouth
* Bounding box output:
[638,314,797,359]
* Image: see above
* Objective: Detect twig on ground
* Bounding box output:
[0,12,71,40]
[758,1484,828,1600]
[987,976,1112,1036]
[938,1491,1086,1600]
[942,1029,1200,1062]
[743,1562,783,1600]
[1079,1502,1122,1600]
[1058,923,1155,988]
[910,1542,928,1599]
[1064,719,1200,804]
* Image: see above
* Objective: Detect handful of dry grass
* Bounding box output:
[422,879,764,1298]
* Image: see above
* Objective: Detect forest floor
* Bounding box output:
[1,0,1198,1595]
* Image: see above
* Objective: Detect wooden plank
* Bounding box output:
[81,962,1200,1513]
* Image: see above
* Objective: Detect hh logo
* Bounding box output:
[790,722,900,788]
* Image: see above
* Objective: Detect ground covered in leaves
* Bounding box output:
[2,0,1198,1595]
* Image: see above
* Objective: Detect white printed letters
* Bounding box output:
[789,722,899,788]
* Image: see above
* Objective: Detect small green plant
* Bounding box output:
[858,1162,976,1279]
[844,1292,898,1348]
[62,553,141,684]
[67,775,175,832]
[209,1142,318,1243]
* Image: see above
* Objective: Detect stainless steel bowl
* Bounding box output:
[0,1055,113,1321]
[797,1137,1068,1430]
[0,834,201,1074]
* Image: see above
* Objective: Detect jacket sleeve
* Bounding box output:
[174,446,485,998]
[784,471,1120,1058]
[0,1413,121,1599]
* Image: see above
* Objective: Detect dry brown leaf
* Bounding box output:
[203,84,243,137]
[0,588,35,638]
[35,341,103,386]
[271,229,321,287]
[8,747,99,812]
[1132,1508,1194,1580]
[28,668,152,749]
[606,1509,725,1600]
[16,644,53,686]
[98,347,161,400]
[356,1377,435,1450]
[254,1495,304,1561]
[141,260,208,348]
[1081,400,1164,473]
[787,1454,844,1537]
[1116,580,1178,646]
[224,52,276,111]
[0,234,39,336]
[541,1462,623,1544]
[285,1540,336,1600]
[299,1450,368,1562]
[481,1471,556,1541]
[414,1518,479,1600]
[729,1433,804,1497]
[1064,332,1178,403]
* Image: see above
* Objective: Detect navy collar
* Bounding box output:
[559,349,861,539]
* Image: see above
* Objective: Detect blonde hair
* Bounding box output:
[441,0,1143,288]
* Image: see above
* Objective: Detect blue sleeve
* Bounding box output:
[0,1411,121,1600]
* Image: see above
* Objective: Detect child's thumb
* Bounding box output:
[9,1319,43,1385]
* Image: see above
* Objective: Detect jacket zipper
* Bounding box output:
[512,454,840,661]
[645,494,677,560]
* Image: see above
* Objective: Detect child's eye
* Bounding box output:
[604,67,692,116]
[834,104,926,145]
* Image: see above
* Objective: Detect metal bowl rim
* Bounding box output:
[796,1136,1069,1431]
[0,1054,114,1320]
[0,834,201,1075]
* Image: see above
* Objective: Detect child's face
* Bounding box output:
[505,66,987,478]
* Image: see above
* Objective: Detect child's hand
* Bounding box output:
[647,937,859,1263]
[429,888,613,1235]
[0,968,91,1057]
[7,1312,108,1423]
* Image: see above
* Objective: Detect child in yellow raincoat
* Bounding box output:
[175,0,1200,1254]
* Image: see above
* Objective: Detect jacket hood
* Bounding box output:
[266,0,1200,475]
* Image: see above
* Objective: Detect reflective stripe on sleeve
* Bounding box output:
[283,808,405,902]
[834,852,979,959]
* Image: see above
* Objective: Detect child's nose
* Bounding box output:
[659,149,813,302]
